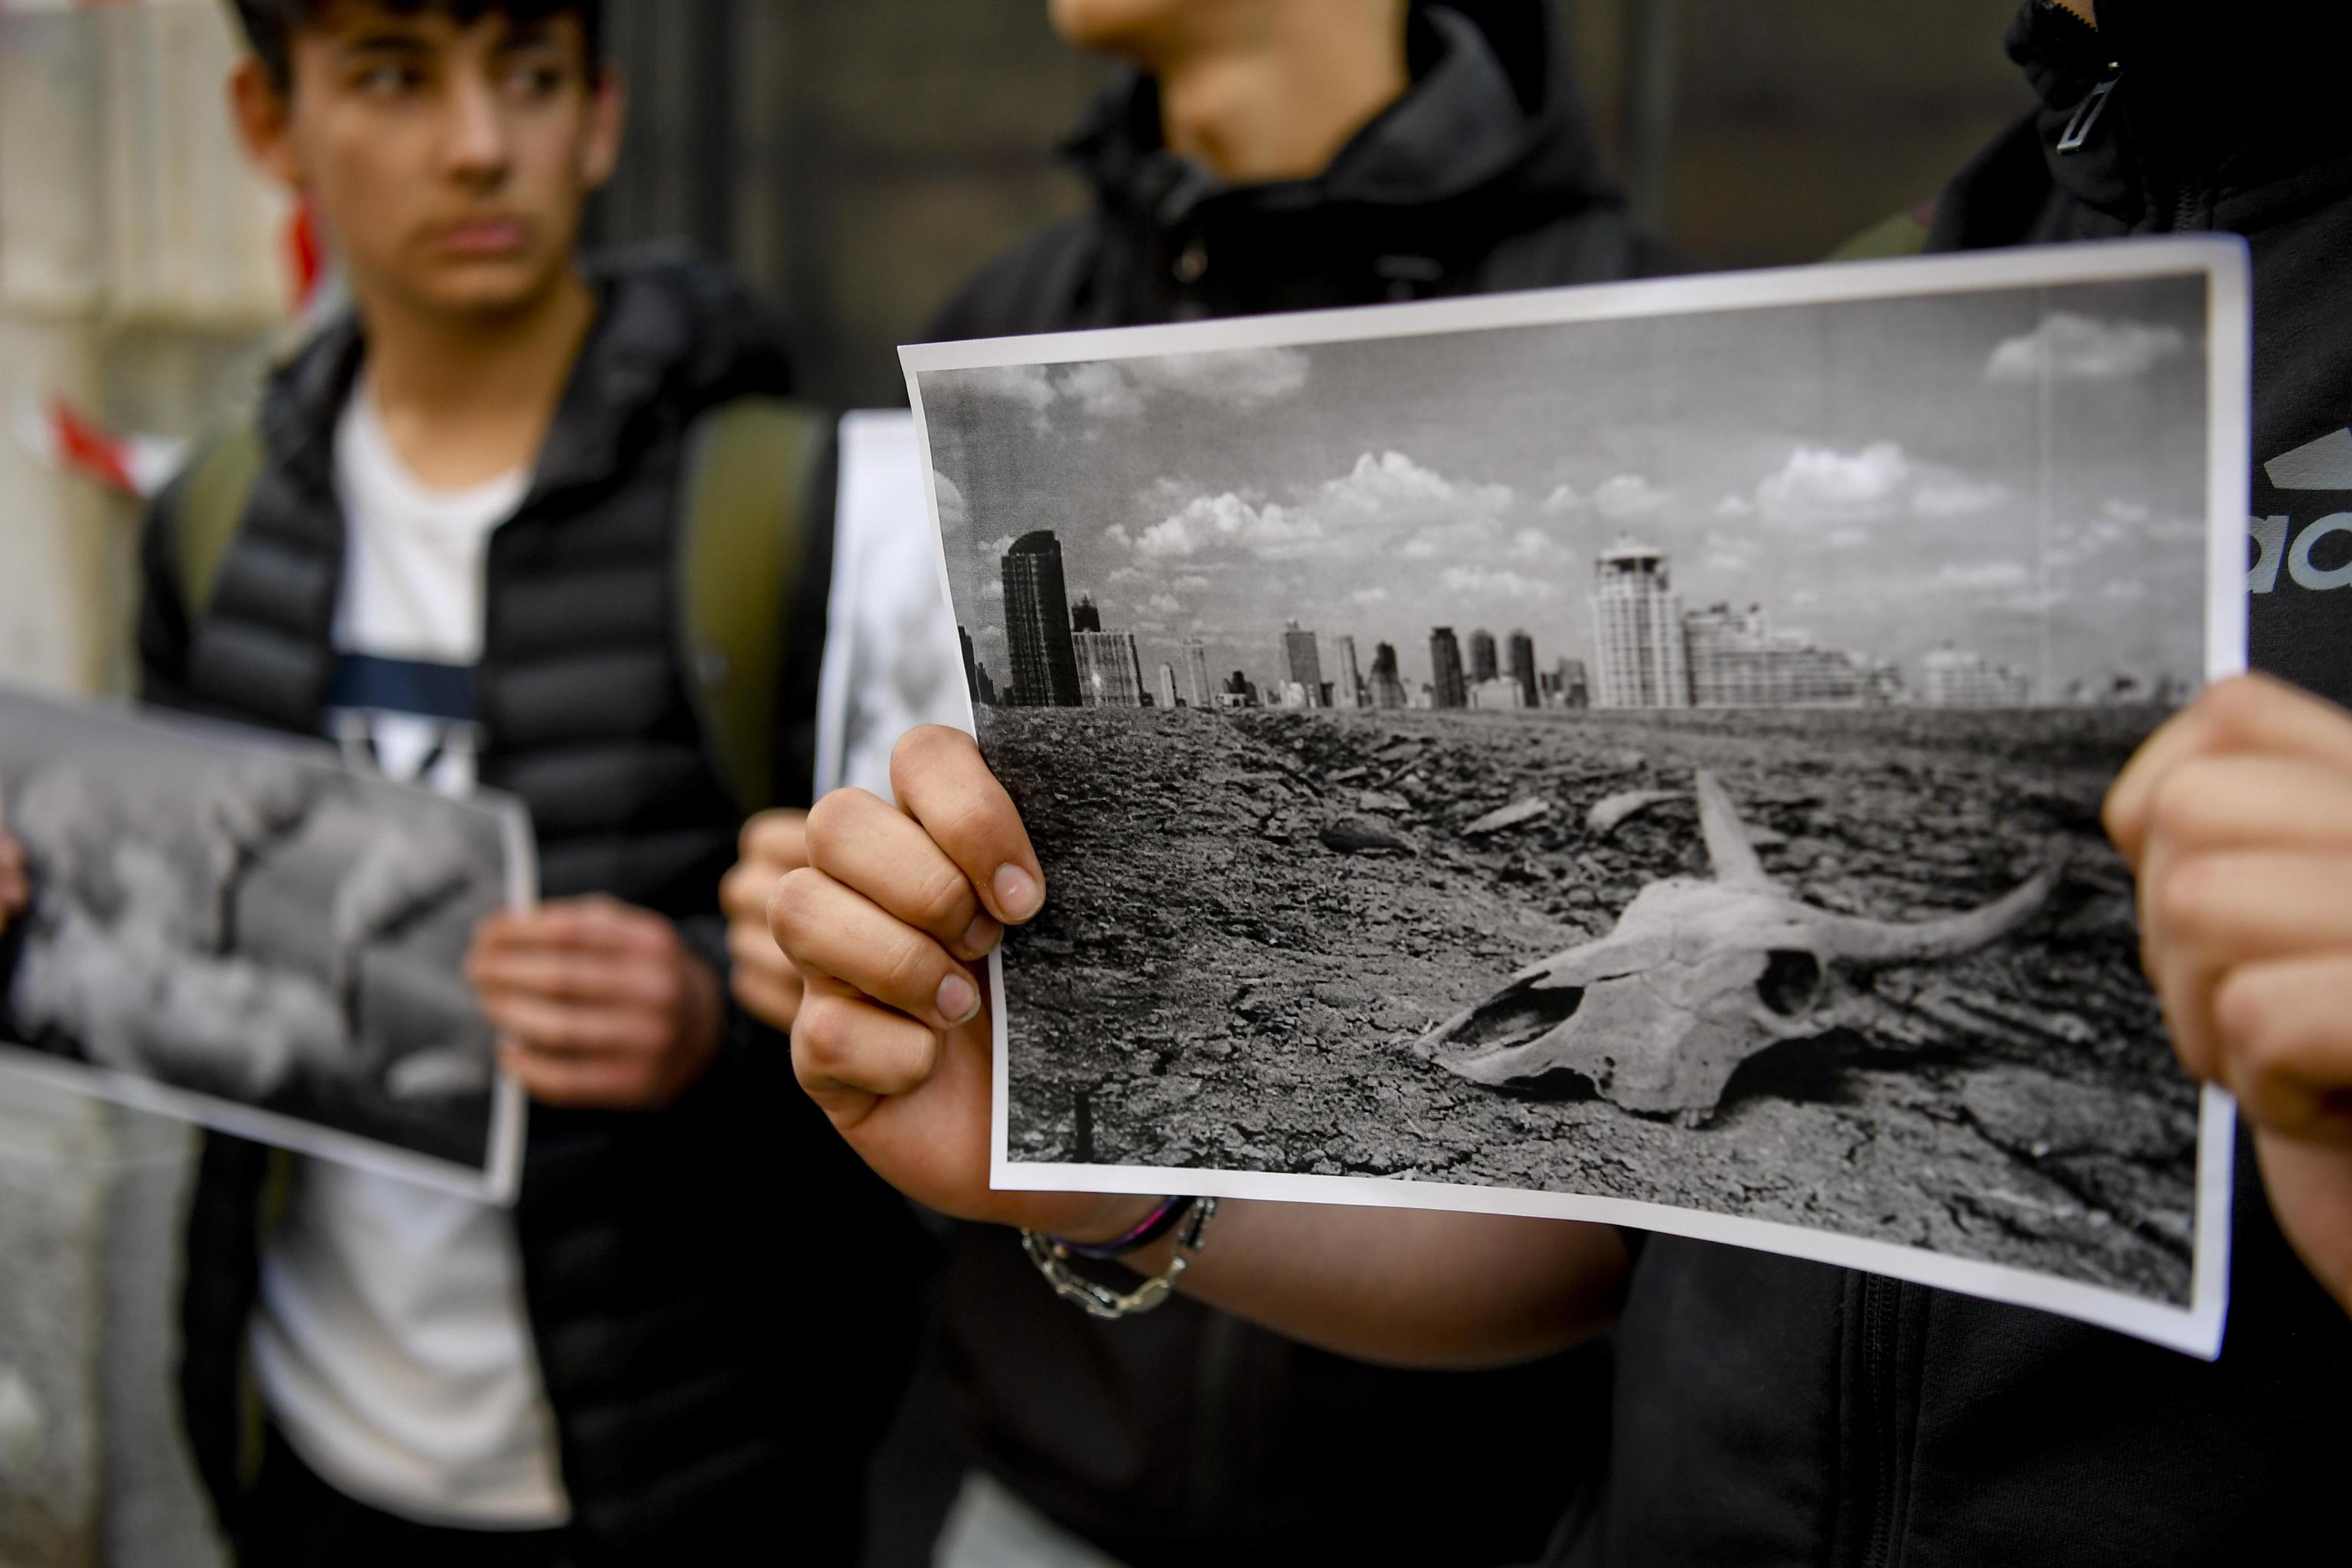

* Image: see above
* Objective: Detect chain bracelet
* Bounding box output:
[1020,1198,1220,1319]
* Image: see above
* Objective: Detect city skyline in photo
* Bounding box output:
[920,273,2212,711]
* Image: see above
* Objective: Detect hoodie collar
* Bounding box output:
[1064,5,1606,233]
[2006,0,2352,234]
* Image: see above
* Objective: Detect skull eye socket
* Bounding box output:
[1444,975,1585,1051]
[1756,949,1823,1018]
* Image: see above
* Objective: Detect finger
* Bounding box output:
[2136,755,2352,862]
[0,836,22,876]
[768,867,982,1031]
[720,859,783,923]
[792,972,947,1123]
[726,914,792,975]
[739,808,809,869]
[807,786,1000,959]
[889,727,1045,927]
[480,992,662,1057]
[729,963,804,1034]
[2212,953,2352,1144]
[475,897,670,959]
[500,1040,662,1108]
[2248,1131,2352,1315]
[2149,851,2352,972]
[2109,675,2352,859]
[731,965,804,1031]
[469,946,679,1010]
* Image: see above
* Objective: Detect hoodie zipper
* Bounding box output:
[2056,63,2122,155]
[1856,1274,1903,1568]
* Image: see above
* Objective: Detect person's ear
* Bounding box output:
[228,56,304,192]
[577,65,627,193]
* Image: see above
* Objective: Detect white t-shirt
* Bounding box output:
[246,387,569,1528]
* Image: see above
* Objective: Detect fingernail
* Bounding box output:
[993,864,1041,921]
[936,972,981,1024]
[961,913,1002,956]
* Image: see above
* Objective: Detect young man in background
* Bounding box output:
[145,3,915,1561]
[726,4,1677,1564]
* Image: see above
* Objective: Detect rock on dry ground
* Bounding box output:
[980,703,2197,1305]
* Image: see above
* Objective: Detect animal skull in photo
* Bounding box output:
[1418,771,2056,1119]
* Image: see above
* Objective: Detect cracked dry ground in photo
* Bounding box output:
[984,703,2197,1305]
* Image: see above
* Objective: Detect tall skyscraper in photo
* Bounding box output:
[1002,531,1082,707]
[1507,629,1537,708]
[1334,635,1365,708]
[1071,596,1103,634]
[1182,639,1213,707]
[1468,629,1499,686]
[1281,622,1324,707]
[1157,662,1179,710]
[1073,629,1148,707]
[1369,642,1407,709]
[1429,626,1468,709]
[959,626,979,701]
[1590,537,1690,709]
[1554,657,1589,708]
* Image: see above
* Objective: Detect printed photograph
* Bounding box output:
[0,689,528,1196]
[911,250,2234,1338]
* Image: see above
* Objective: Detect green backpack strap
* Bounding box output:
[678,397,827,815]
[173,420,267,623]
[1824,211,1933,264]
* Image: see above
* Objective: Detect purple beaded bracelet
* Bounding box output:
[1048,1195,1198,1261]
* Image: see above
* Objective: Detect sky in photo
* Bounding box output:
[919,273,2211,701]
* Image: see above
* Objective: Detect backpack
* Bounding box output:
[168,397,828,815]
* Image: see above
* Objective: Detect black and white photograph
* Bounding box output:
[0,688,531,1199]
[906,241,2248,1354]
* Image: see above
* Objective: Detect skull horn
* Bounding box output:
[1694,771,1773,889]
[1810,866,2060,965]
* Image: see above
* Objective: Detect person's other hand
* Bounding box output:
[468,895,724,1109]
[2108,673,2352,1315]
[0,831,26,937]
[720,809,809,1030]
[772,726,1154,1241]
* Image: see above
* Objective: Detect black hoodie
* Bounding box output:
[927,4,1682,341]
[901,11,1655,1567]
[1549,5,2352,1564]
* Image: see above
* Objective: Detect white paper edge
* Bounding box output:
[903,237,2252,1361]
[0,687,534,1207]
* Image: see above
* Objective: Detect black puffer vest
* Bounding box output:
[139,253,918,1564]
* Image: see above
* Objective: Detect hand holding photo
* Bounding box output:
[903,239,2249,1355]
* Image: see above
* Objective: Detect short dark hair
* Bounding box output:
[227,0,606,90]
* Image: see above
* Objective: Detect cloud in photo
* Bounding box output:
[1912,476,2011,518]
[1063,361,1147,420]
[1756,441,1913,524]
[1137,492,1322,560]
[1592,473,1671,520]
[1938,559,2034,591]
[959,364,1056,413]
[1442,564,1554,600]
[933,471,971,532]
[1984,312,2188,383]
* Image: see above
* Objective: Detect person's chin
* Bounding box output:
[413,252,565,316]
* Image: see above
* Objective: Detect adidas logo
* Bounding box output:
[2251,426,2352,593]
